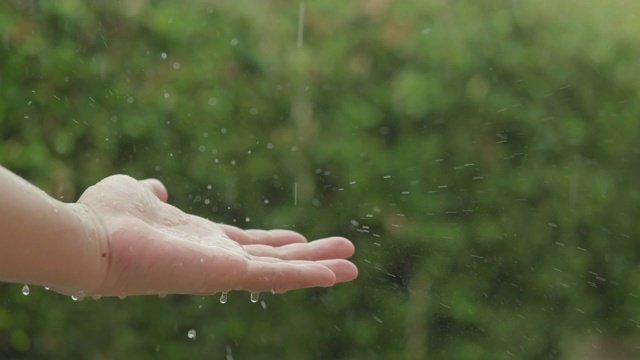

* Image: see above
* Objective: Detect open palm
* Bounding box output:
[77,175,357,297]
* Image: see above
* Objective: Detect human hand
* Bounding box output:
[73,175,357,298]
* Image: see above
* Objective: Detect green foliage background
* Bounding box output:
[1,0,640,358]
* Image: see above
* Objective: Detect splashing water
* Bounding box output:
[21,285,30,296]
[250,292,259,303]
[219,291,228,304]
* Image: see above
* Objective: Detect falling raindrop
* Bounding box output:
[220,291,228,304]
[250,292,260,303]
[297,3,305,48]
[21,285,30,296]
[187,329,197,340]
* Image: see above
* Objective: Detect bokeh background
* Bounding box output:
[2,0,640,358]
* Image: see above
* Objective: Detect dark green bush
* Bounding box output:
[2,0,640,358]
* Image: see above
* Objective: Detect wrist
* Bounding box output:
[60,202,111,296]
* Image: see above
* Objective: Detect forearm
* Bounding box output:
[0,166,108,295]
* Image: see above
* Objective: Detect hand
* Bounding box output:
[74,175,358,297]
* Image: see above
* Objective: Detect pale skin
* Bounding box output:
[0,165,358,298]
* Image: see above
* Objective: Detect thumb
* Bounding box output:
[139,178,169,202]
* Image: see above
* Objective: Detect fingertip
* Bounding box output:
[315,237,355,258]
[288,263,337,289]
[318,264,338,287]
[320,260,358,283]
[332,237,355,257]
[347,262,359,281]
[140,178,168,202]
